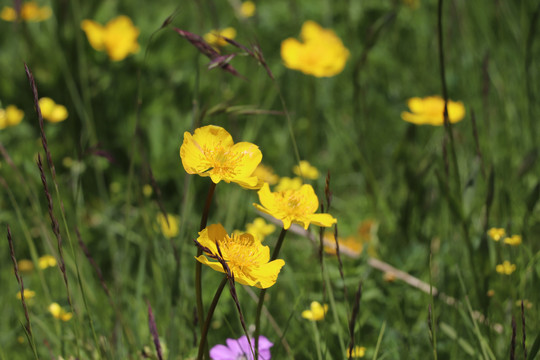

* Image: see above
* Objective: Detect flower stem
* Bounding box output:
[254,228,288,358]
[197,276,228,360]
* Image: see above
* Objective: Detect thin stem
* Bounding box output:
[197,276,228,360]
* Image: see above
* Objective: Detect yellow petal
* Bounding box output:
[447,100,465,123]
[5,105,24,126]
[81,20,106,51]
[104,15,140,61]
[280,38,303,70]
[1,7,16,21]
[300,20,323,42]
[308,213,338,228]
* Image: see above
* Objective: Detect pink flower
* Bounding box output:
[210,335,273,360]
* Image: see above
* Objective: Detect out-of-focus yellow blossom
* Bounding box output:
[203,27,237,48]
[195,224,285,289]
[1,2,51,22]
[253,164,279,187]
[488,228,506,242]
[383,272,397,282]
[255,183,337,230]
[348,346,366,358]
[0,105,24,129]
[81,15,140,61]
[240,1,256,18]
[516,300,533,309]
[157,213,179,238]
[38,98,68,123]
[496,261,516,275]
[17,259,34,273]
[142,184,153,197]
[293,160,319,180]
[487,289,495,297]
[180,125,262,188]
[16,289,36,300]
[403,0,420,9]
[38,255,56,269]
[275,177,303,192]
[48,303,73,321]
[301,301,328,321]
[504,235,522,246]
[401,96,465,126]
[323,233,363,256]
[246,217,276,242]
[17,336,25,344]
[281,20,349,77]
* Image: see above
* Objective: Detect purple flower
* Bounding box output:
[210,335,273,360]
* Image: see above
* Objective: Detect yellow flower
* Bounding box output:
[48,303,73,321]
[504,235,522,246]
[38,255,56,269]
[1,2,51,22]
[38,98,68,123]
[142,184,153,197]
[301,301,328,321]
[323,233,363,256]
[253,164,279,186]
[17,259,34,273]
[348,346,366,358]
[496,261,516,275]
[246,217,276,242]
[293,160,319,180]
[401,96,465,126]
[16,289,36,300]
[203,27,237,48]
[275,177,303,192]
[487,289,495,297]
[0,105,24,129]
[254,183,337,230]
[240,1,256,18]
[81,15,140,61]
[281,20,350,77]
[403,0,420,8]
[487,228,506,242]
[383,272,396,282]
[195,224,285,289]
[157,213,179,238]
[180,125,262,188]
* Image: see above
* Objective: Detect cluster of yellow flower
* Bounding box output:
[0,104,24,130]
[1,1,51,22]
[487,228,521,275]
[0,97,67,130]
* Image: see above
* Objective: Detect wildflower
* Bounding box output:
[401,96,465,126]
[253,164,279,186]
[48,303,73,321]
[496,261,516,275]
[403,0,420,8]
[487,289,495,297]
[17,259,34,273]
[254,183,337,230]
[246,217,276,242]
[195,224,285,289]
[239,1,256,18]
[1,2,51,22]
[487,228,506,242]
[348,346,366,358]
[323,233,363,256]
[293,160,319,180]
[210,335,273,360]
[16,289,36,300]
[281,20,350,77]
[504,235,522,246]
[203,27,237,48]
[38,98,68,123]
[0,105,24,129]
[157,213,179,238]
[516,300,533,309]
[180,125,262,188]
[38,255,56,269]
[81,15,140,61]
[383,272,396,282]
[301,301,328,321]
[275,177,303,192]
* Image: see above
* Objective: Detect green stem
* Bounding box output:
[197,276,228,360]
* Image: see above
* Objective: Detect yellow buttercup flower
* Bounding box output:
[496,261,516,275]
[203,27,237,48]
[81,15,140,61]
[48,303,73,321]
[195,224,285,289]
[504,235,522,246]
[16,289,36,300]
[142,184,153,197]
[301,301,328,321]
[157,213,179,238]
[180,125,262,188]
[1,2,51,22]
[246,217,276,242]
[401,96,465,126]
[17,259,34,273]
[293,160,319,180]
[38,98,68,123]
[348,346,366,358]
[254,183,337,230]
[0,105,24,129]
[253,164,279,186]
[240,1,256,18]
[323,233,363,256]
[487,228,505,242]
[281,20,349,77]
[275,177,303,192]
[38,255,56,269]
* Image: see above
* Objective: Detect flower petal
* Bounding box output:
[81,20,106,51]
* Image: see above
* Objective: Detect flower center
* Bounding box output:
[219,234,260,272]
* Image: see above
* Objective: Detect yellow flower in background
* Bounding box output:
[293,160,319,180]
[301,301,328,321]
[16,289,36,300]
[240,1,256,18]
[157,213,179,238]
[81,15,140,61]
[323,233,363,256]
[38,255,56,269]
[348,346,366,358]
[246,217,276,242]
[0,105,24,129]
[253,164,279,186]
[1,2,51,22]
[17,259,34,273]
[281,20,349,77]
[142,184,153,197]
[48,303,73,321]
[487,228,505,242]
[203,27,237,48]
[504,235,522,246]
[275,177,303,192]
[38,98,68,123]
[254,183,337,230]
[180,125,262,188]
[496,261,516,275]
[403,0,420,9]
[401,96,465,126]
[195,224,285,289]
